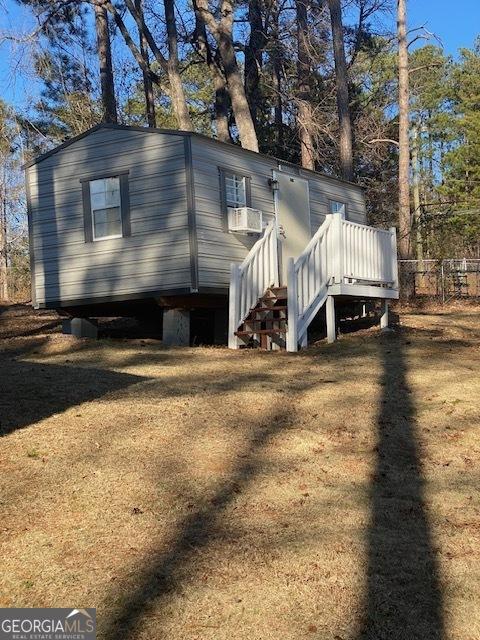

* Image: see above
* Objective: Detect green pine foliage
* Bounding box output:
[435,42,480,256]
[33,49,101,142]
[441,43,480,203]
[123,57,215,135]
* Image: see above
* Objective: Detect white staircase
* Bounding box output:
[228,218,280,349]
[229,213,398,351]
[286,215,334,350]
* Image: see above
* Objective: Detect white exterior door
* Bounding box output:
[273,171,311,283]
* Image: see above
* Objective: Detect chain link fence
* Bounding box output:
[398,259,480,302]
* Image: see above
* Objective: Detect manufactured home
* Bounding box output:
[25,124,398,351]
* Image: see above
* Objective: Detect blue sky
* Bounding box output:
[1,0,479,110]
[408,0,479,54]
[0,2,38,109]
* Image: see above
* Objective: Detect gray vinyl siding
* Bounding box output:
[28,125,368,306]
[190,137,277,289]
[28,128,190,306]
[304,171,367,230]
[190,136,366,289]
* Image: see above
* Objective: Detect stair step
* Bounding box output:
[235,329,287,336]
[265,287,287,299]
[244,320,285,327]
[250,306,288,315]
[262,295,287,303]
[243,317,286,326]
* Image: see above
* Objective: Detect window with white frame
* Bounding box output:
[90,177,123,240]
[224,173,247,209]
[329,200,346,218]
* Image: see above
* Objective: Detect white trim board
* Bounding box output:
[328,283,399,299]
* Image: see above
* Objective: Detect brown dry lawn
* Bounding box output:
[0,302,479,640]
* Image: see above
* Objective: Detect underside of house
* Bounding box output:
[25,124,398,351]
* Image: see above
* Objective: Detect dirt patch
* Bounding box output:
[0,303,479,640]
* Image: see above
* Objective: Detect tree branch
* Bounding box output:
[94,0,161,85]
[409,61,443,74]
[367,138,399,146]
[122,0,169,71]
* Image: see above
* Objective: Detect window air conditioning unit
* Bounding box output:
[228,207,263,234]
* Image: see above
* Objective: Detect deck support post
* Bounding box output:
[62,317,98,339]
[162,308,190,346]
[286,257,298,352]
[389,227,399,290]
[380,299,389,330]
[326,295,336,343]
[332,213,344,284]
[228,263,240,349]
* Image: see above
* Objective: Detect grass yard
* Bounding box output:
[0,302,479,640]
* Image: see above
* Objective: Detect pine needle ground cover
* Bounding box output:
[0,303,479,640]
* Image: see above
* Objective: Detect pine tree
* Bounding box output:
[33,49,100,141]
[439,42,480,255]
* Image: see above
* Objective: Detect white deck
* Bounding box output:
[329,282,399,299]
[229,213,399,351]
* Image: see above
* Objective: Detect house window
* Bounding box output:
[330,200,346,218]
[219,168,251,216]
[81,172,131,243]
[90,177,122,240]
[225,173,247,208]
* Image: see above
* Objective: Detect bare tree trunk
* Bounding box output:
[218,35,259,151]
[135,0,156,127]
[296,0,315,169]
[168,70,193,131]
[103,0,160,84]
[397,0,411,260]
[412,124,423,266]
[271,2,284,154]
[427,109,434,187]
[273,59,283,154]
[103,0,193,130]
[213,59,231,142]
[93,2,117,123]
[0,165,8,301]
[192,0,231,142]
[163,0,193,131]
[397,0,414,298]
[196,0,259,152]
[245,0,265,126]
[328,0,354,181]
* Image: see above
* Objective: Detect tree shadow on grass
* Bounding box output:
[101,396,299,640]
[357,333,444,639]
[98,326,445,640]
[0,357,147,437]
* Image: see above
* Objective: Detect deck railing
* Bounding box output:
[287,216,334,350]
[228,212,398,351]
[287,213,398,351]
[228,219,279,348]
[341,219,398,286]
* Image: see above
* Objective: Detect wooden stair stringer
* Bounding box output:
[234,286,288,349]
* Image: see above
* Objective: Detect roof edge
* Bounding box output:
[22,123,363,190]
[22,123,191,170]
